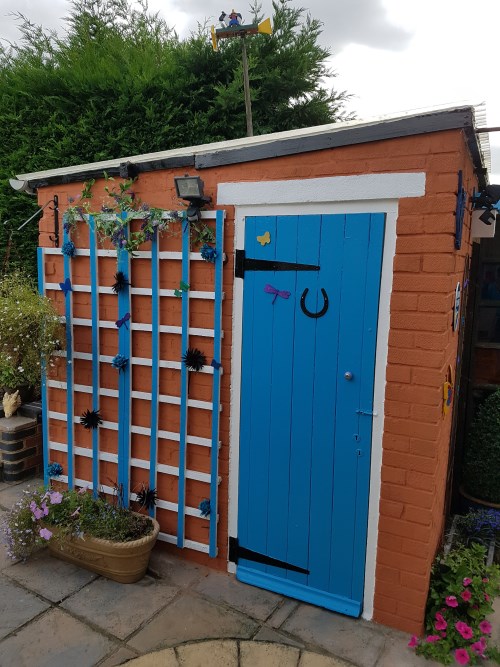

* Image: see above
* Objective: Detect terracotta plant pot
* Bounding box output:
[47,516,160,583]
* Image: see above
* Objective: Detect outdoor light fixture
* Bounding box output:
[471,184,500,226]
[174,175,211,223]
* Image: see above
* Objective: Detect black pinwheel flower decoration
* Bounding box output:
[182,348,206,372]
[112,271,130,294]
[80,409,103,430]
[136,484,157,511]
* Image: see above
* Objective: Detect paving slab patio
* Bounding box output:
[0,577,49,641]
[61,575,179,640]
[5,550,97,602]
[193,568,283,620]
[0,607,116,667]
[1,478,499,667]
[127,592,259,653]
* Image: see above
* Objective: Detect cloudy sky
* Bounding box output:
[1,0,499,180]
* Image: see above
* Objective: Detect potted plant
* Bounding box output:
[0,272,63,403]
[461,389,500,509]
[1,485,160,583]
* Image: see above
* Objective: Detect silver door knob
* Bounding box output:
[344,371,353,381]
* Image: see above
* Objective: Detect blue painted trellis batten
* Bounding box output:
[89,216,101,497]
[177,215,191,547]
[37,247,50,488]
[116,214,132,507]
[149,233,160,517]
[62,225,75,489]
[209,210,225,557]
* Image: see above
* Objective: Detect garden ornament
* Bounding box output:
[3,390,21,418]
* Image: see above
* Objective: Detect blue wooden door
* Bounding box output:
[236,213,385,617]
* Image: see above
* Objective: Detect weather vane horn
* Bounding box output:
[211,10,272,137]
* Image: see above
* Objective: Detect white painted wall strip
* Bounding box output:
[45,283,216,300]
[71,318,217,338]
[157,532,209,554]
[52,351,218,375]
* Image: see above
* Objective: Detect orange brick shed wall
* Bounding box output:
[36,128,478,634]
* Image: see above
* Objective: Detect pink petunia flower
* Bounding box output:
[484,593,490,602]
[425,635,440,643]
[455,621,473,640]
[408,635,419,648]
[463,577,472,586]
[440,632,447,638]
[39,527,52,540]
[482,578,489,583]
[454,648,470,665]
[471,641,486,658]
[446,596,458,607]
[435,613,447,631]
[479,620,492,635]
[460,589,472,602]
[49,491,63,505]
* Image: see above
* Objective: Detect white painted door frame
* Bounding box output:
[217,172,426,620]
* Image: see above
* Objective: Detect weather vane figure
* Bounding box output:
[211,10,272,137]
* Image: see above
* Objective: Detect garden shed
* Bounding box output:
[14,104,492,635]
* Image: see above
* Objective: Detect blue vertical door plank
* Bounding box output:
[265,215,299,577]
[177,217,191,547]
[149,233,160,517]
[37,247,50,487]
[89,216,100,497]
[286,214,321,584]
[209,210,224,557]
[328,213,370,602]
[238,215,277,573]
[62,226,75,489]
[306,214,345,594]
[350,213,385,603]
[116,223,132,506]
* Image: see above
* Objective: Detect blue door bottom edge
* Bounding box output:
[236,565,362,618]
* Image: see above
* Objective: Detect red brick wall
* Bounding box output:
[36,128,478,632]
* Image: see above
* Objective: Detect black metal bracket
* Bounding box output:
[235,249,319,278]
[48,194,59,248]
[228,537,309,574]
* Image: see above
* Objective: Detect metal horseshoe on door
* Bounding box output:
[300,288,329,319]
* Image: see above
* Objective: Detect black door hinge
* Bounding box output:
[235,250,319,279]
[228,537,309,574]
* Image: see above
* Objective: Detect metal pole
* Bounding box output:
[241,36,253,137]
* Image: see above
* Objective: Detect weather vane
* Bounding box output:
[211,10,272,137]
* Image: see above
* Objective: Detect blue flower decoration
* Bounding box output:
[61,240,76,257]
[199,499,211,517]
[200,243,217,263]
[111,354,128,372]
[47,462,63,478]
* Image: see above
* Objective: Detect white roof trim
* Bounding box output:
[17,102,488,182]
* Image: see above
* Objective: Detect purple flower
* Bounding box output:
[407,635,418,648]
[39,528,52,540]
[49,491,63,505]
[455,621,473,640]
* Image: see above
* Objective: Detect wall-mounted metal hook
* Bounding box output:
[48,195,59,247]
[300,287,329,319]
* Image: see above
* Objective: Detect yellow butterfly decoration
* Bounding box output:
[257,231,271,246]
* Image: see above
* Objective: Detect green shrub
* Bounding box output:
[462,389,500,504]
[0,273,63,389]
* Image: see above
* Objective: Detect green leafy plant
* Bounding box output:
[462,389,500,504]
[0,273,63,390]
[64,177,214,257]
[1,485,154,562]
[408,544,500,664]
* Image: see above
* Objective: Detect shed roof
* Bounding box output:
[17,103,491,190]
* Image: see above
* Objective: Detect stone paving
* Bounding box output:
[0,477,498,667]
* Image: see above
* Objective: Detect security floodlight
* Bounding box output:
[9,179,36,195]
[174,175,211,223]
